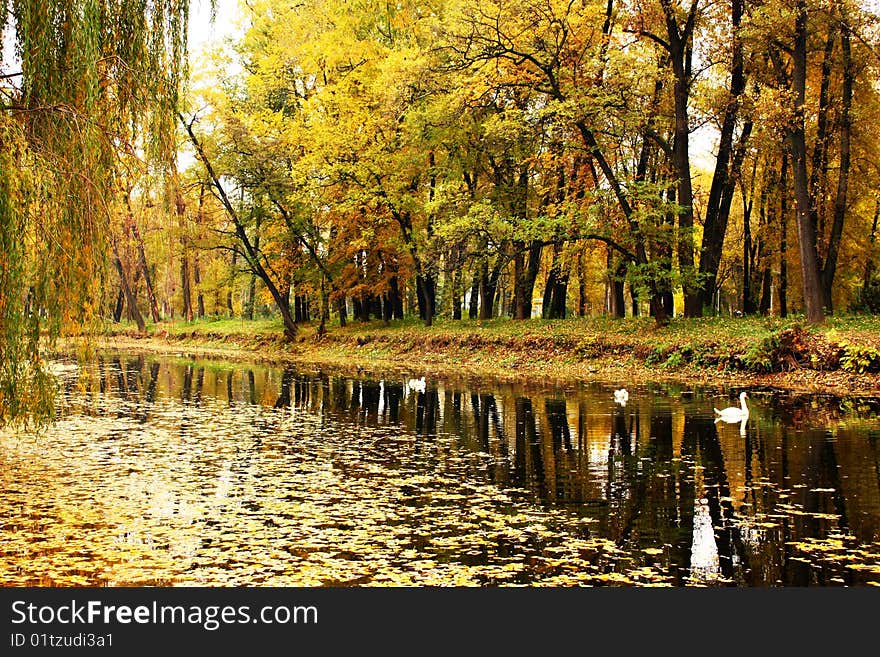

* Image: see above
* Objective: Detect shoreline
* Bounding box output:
[54,320,880,399]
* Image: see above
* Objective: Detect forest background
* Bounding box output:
[2,0,880,422]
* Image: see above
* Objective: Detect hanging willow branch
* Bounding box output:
[0,0,195,426]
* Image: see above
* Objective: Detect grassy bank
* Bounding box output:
[78,314,880,396]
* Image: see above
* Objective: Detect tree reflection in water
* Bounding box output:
[3,355,879,587]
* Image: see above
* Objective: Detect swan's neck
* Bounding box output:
[740,397,749,414]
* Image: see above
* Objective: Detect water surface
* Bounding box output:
[1,353,878,586]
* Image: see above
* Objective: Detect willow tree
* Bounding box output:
[0,0,191,425]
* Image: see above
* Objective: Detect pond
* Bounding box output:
[1,353,879,587]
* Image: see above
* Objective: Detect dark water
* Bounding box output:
[1,353,879,587]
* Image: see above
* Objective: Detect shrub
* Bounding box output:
[645,345,665,365]
[840,344,880,374]
[575,336,601,359]
[742,333,780,372]
[662,350,685,369]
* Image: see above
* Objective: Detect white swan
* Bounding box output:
[613,388,629,406]
[407,377,426,393]
[714,392,749,423]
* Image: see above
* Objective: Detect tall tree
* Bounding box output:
[784,0,826,324]
[696,0,750,314]
[180,114,299,340]
[819,13,854,312]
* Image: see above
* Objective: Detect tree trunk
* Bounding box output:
[227,250,237,317]
[663,4,699,317]
[389,275,404,319]
[742,179,756,315]
[245,274,256,319]
[416,274,435,326]
[479,258,501,320]
[759,267,772,316]
[129,221,160,323]
[861,203,879,295]
[577,249,589,317]
[468,270,480,319]
[173,183,194,323]
[294,294,307,323]
[194,255,205,319]
[451,247,463,320]
[337,296,348,328]
[550,270,569,319]
[180,239,193,322]
[479,277,496,320]
[780,215,789,318]
[122,189,160,323]
[512,240,543,320]
[779,153,789,318]
[573,125,653,309]
[244,223,260,320]
[788,1,825,324]
[513,250,526,319]
[543,241,568,319]
[649,292,669,325]
[382,292,392,323]
[743,213,753,314]
[193,186,206,320]
[113,288,125,323]
[652,184,676,323]
[317,277,330,336]
[113,242,146,334]
[809,27,837,250]
[607,255,626,318]
[697,0,746,313]
[757,169,773,315]
[392,208,435,326]
[820,18,853,313]
[370,295,383,320]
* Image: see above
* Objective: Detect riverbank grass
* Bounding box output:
[85,314,880,396]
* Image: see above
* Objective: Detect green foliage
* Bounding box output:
[0,122,56,426]
[840,344,880,374]
[661,350,686,370]
[742,333,781,373]
[737,324,847,373]
[642,346,659,365]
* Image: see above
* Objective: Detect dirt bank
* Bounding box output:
[61,317,880,398]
